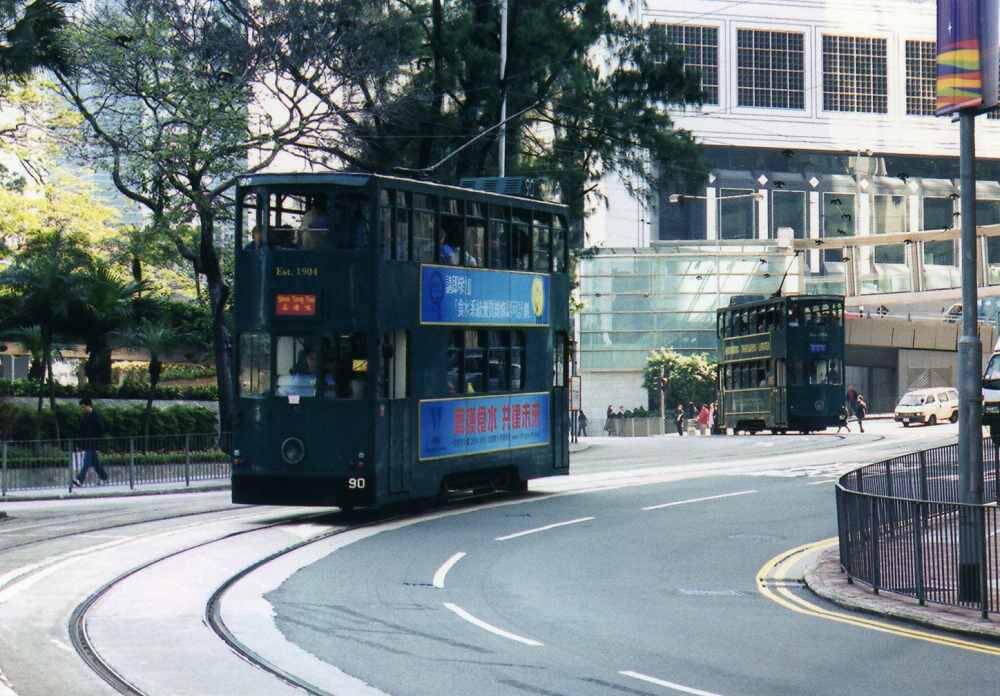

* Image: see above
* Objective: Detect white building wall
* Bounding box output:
[580,370,647,429]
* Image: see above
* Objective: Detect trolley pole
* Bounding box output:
[958,109,985,602]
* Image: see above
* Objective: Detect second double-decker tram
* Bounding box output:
[231,173,571,509]
[716,295,845,434]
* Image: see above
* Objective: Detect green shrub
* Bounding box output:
[0,402,217,441]
[0,379,218,401]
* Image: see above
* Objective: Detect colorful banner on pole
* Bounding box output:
[418,393,550,460]
[420,264,549,326]
[936,0,999,115]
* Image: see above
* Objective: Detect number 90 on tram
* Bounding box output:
[231,173,572,509]
[715,295,845,435]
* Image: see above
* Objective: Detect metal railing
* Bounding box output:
[836,437,1000,617]
[0,433,231,496]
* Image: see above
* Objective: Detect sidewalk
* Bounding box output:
[804,544,1000,639]
[0,479,230,503]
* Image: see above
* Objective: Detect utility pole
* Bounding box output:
[498,0,508,177]
[659,365,666,421]
[958,109,985,601]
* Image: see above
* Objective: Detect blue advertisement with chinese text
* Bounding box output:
[418,392,550,460]
[420,264,549,326]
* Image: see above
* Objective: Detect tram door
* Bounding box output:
[379,330,411,494]
[552,333,569,470]
[775,359,787,424]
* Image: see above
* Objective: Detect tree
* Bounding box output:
[73,261,144,388]
[54,0,391,429]
[0,230,88,439]
[643,348,717,411]
[115,318,189,446]
[0,0,73,85]
[292,1,706,229]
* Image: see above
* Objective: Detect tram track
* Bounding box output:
[65,508,390,696]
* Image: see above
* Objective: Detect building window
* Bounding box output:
[822,35,888,113]
[905,40,936,116]
[719,189,756,240]
[771,190,806,238]
[652,24,719,105]
[872,194,908,234]
[737,30,805,109]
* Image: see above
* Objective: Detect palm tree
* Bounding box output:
[75,261,145,389]
[0,0,73,85]
[115,319,189,446]
[0,231,86,440]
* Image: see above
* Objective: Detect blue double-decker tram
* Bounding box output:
[231,173,571,509]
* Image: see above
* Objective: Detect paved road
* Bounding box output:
[264,421,1000,696]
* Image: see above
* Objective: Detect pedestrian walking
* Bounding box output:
[605,405,614,436]
[708,402,717,434]
[697,404,710,435]
[616,405,625,436]
[577,411,588,437]
[836,403,851,433]
[72,397,108,488]
[855,394,868,433]
[674,404,685,436]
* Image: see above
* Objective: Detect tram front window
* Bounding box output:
[789,359,843,385]
[274,334,368,399]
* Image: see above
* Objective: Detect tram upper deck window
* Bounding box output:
[552,215,567,273]
[467,203,486,268]
[241,192,262,253]
[488,206,510,269]
[533,213,551,272]
[413,194,436,263]
[438,199,463,265]
[265,189,369,251]
[512,211,532,270]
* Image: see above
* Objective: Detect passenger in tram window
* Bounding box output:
[828,362,841,385]
[437,229,459,265]
[244,225,263,252]
[338,196,368,249]
[300,196,331,250]
[270,225,297,249]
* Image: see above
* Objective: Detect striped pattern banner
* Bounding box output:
[936,0,984,114]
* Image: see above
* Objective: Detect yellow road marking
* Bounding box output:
[756,538,1000,656]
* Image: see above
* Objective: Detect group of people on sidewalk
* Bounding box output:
[674,401,717,436]
[836,386,868,434]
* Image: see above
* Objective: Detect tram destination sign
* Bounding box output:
[722,334,771,360]
[274,293,317,317]
[418,392,550,460]
[420,264,549,326]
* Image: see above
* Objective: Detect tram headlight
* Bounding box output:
[814,400,824,412]
[281,437,306,465]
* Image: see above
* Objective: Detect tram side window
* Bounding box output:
[487,331,509,391]
[447,331,463,395]
[395,193,411,260]
[533,213,551,272]
[438,201,463,266]
[241,192,262,253]
[463,330,486,393]
[553,332,566,387]
[489,217,510,269]
[552,216,566,273]
[511,331,524,390]
[239,333,270,397]
[512,211,532,270]
[380,190,393,260]
[466,207,485,268]
[322,333,368,399]
[275,337,317,398]
[413,195,436,263]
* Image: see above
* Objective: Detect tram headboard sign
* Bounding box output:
[420,264,549,326]
[418,392,550,460]
[274,293,317,317]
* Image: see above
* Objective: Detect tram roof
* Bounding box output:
[716,294,845,314]
[237,171,569,212]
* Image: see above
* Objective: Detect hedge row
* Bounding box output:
[0,402,217,441]
[6,448,226,469]
[113,362,215,383]
[0,379,218,401]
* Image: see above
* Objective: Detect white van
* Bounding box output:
[984,352,1000,429]
[894,388,959,426]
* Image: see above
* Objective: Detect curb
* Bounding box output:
[803,544,1000,640]
[569,442,591,454]
[1,483,231,504]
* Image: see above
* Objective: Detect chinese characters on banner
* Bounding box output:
[275,293,317,317]
[419,393,550,460]
[420,265,549,326]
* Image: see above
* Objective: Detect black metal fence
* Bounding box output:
[0,433,231,495]
[836,437,1000,617]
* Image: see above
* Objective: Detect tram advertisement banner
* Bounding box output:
[722,334,772,360]
[418,392,550,460]
[420,264,549,326]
